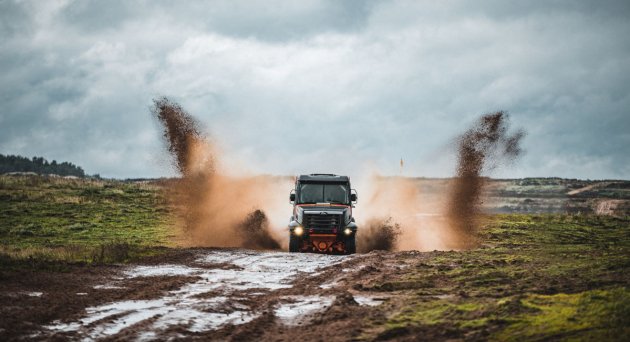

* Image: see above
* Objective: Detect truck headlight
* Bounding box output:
[344,228,352,235]
[294,226,303,236]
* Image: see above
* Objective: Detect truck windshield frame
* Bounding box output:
[297,182,350,205]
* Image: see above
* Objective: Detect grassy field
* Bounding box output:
[1,175,629,340]
[362,214,630,340]
[0,176,175,272]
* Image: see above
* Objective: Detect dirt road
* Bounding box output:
[567,182,610,195]
[1,248,413,341]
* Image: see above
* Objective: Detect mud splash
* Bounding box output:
[153,98,523,252]
[357,217,402,253]
[354,174,450,252]
[446,111,525,248]
[237,209,282,250]
[152,97,210,176]
[354,112,524,252]
[152,97,283,250]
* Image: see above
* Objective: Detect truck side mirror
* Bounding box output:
[350,193,357,202]
[290,193,295,202]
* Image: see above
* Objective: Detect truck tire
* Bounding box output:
[345,235,356,255]
[289,234,302,253]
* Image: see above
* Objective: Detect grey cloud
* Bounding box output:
[58,0,374,41]
[59,0,138,33]
[189,0,374,41]
[0,0,629,179]
[0,0,32,40]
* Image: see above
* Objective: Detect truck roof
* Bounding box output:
[297,174,350,182]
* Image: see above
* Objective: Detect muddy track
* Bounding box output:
[0,248,417,341]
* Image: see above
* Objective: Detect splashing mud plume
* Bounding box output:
[354,175,450,252]
[152,97,285,250]
[446,111,525,249]
[356,112,524,253]
[153,98,210,176]
[237,209,282,250]
[357,217,402,253]
[153,98,523,253]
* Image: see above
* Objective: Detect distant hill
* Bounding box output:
[0,154,86,177]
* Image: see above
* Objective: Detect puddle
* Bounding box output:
[353,294,389,306]
[275,296,334,325]
[47,250,346,339]
[319,281,339,289]
[93,284,125,290]
[136,331,157,342]
[342,265,366,273]
[201,250,346,276]
[123,265,203,278]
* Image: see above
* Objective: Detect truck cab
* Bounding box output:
[288,174,358,254]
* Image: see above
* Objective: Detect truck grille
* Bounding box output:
[304,213,342,230]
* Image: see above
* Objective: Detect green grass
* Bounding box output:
[492,288,630,341]
[0,176,176,271]
[365,214,630,340]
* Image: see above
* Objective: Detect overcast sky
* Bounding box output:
[1,0,629,179]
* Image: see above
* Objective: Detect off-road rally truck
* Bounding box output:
[288,174,358,254]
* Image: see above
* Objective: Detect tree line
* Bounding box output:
[0,154,86,177]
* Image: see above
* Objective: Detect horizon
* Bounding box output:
[2,153,629,183]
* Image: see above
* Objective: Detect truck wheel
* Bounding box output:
[289,234,302,253]
[345,235,356,255]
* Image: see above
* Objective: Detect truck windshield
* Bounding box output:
[298,183,349,204]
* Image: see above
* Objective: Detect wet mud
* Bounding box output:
[0,248,404,341]
[3,240,627,341]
